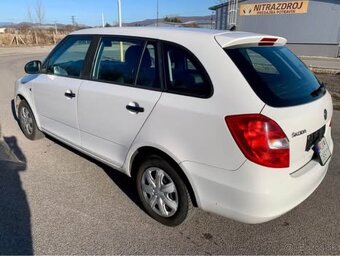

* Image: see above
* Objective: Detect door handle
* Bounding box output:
[64,90,76,99]
[126,102,144,114]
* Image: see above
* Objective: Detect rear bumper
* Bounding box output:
[180,140,333,224]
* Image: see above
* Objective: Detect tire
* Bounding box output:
[136,154,193,226]
[18,100,44,140]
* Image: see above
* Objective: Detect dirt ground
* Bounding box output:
[316,73,340,110]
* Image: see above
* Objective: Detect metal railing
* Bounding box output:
[227,0,238,30]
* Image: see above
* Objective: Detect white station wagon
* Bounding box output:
[15,27,333,226]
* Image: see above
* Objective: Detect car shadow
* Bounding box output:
[0,136,33,255]
[45,135,143,210]
[99,163,142,209]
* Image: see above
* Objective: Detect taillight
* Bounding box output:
[225,114,289,168]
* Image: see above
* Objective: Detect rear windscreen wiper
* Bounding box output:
[310,83,326,97]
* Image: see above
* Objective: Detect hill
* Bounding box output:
[126,15,214,26]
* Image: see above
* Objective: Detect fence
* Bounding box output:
[0,30,66,46]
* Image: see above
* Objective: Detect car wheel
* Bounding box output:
[136,154,193,226]
[18,100,44,140]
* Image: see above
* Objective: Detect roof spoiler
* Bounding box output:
[215,34,287,48]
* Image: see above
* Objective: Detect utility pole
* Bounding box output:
[117,0,123,62]
[102,12,105,27]
[71,15,75,26]
[53,21,58,44]
[117,0,122,27]
[54,21,58,34]
[156,0,159,27]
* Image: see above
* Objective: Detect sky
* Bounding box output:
[0,0,218,26]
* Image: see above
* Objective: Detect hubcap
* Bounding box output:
[20,107,33,135]
[141,167,178,217]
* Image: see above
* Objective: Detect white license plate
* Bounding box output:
[315,137,331,166]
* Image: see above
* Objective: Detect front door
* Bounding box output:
[33,35,93,146]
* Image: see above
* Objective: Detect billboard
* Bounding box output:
[240,1,309,16]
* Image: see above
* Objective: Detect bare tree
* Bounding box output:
[27,6,33,23]
[35,0,45,25]
[26,0,46,45]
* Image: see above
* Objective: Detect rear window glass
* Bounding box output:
[225,46,324,107]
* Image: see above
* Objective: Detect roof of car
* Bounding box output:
[71,27,234,38]
[71,27,265,42]
[71,27,287,48]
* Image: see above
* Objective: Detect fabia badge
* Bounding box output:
[292,129,307,138]
[324,109,327,120]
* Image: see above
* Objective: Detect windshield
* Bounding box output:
[225,46,324,107]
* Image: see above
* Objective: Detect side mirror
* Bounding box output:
[24,60,42,74]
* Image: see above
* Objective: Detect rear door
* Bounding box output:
[225,44,333,170]
[78,37,162,167]
[33,35,92,146]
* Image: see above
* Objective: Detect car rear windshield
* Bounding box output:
[225,46,325,107]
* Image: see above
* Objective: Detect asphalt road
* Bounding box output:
[0,47,339,255]
[301,56,340,71]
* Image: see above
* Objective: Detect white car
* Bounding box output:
[15,27,333,226]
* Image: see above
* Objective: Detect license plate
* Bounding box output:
[314,137,331,166]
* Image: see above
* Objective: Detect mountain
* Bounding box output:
[125,15,214,27]
[0,22,87,29]
[0,15,215,29]
[0,22,14,27]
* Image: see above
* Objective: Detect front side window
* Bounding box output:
[92,37,160,90]
[47,36,92,78]
[163,43,212,98]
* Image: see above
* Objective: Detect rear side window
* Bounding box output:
[226,46,324,107]
[47,36,92,78]
[93,37,145,85]
[136,42,160,89]
[163,43,212,98]
[92,37,160,89]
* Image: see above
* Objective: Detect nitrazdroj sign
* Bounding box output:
[240,0,309,16]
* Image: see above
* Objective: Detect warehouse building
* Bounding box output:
[209,0,340,57]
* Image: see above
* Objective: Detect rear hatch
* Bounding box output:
[217,33,333,170]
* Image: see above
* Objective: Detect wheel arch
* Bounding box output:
[15,94,25,113]
[129,146,198,207]
[15,93,41,128]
